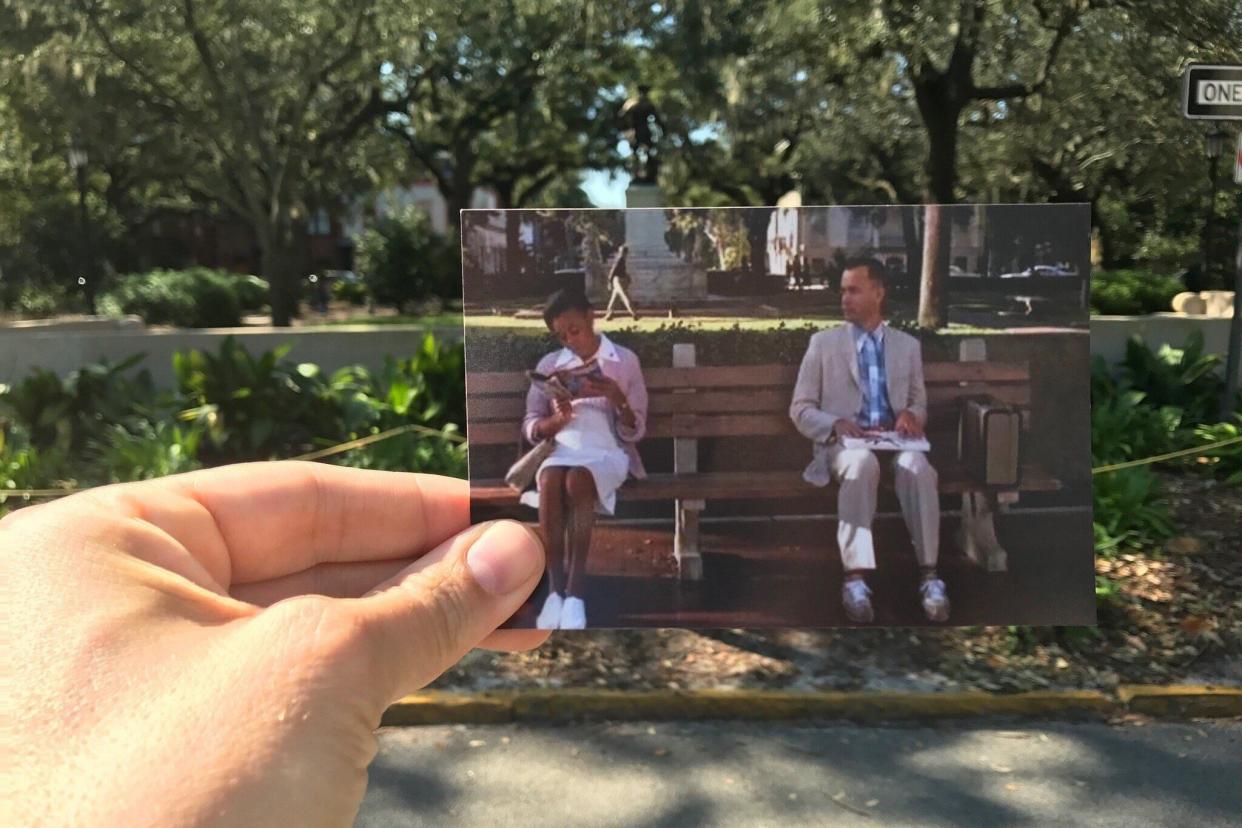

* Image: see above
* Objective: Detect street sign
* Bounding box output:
[1183,64,1242,120]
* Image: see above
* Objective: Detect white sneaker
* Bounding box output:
[536,592,564,630]
[842,579,874,624]
[920,578,950,622]
[560,596,587,630]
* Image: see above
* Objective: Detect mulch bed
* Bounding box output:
[432,472,1241,694]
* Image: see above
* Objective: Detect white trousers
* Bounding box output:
[828,447,940,571]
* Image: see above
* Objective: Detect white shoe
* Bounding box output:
[560,596,587,629]
[920,578,951,622]
[536,592,564,630]
[842,579,874,624]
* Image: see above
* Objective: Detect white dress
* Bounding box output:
[518,395,631,515]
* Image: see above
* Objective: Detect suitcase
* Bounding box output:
[958,396,1022,487]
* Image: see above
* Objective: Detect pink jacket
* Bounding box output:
[522,333,648,480]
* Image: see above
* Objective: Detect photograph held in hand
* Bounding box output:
[464,204,1093,629]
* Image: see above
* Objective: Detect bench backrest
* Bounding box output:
[467,359,1031,447]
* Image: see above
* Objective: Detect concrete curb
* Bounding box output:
[380,685,1242,727]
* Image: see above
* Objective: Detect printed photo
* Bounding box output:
[463,204,1093,629]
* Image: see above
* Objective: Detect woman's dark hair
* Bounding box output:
[841,256,887,289]
[543,288,593,329]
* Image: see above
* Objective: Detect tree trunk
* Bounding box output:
[901,207,923,293]
[259,219,300,327]
[742,207,774,280]
[918,203,951,329]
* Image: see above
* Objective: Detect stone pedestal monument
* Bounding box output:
[623,184,706,303]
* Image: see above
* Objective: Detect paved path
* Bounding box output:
[357,719,1242,826]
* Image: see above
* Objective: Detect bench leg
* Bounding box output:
[675,499,705,580]
[958,491,1008,572]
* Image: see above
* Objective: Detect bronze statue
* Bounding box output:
[617,84,665,184]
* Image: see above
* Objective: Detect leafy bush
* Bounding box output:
[1118,331,1224,426]
[100,269,267,328]
[332,278,368,306]
[92,420,204,482]
[1193,418,1242,485]
[174,337,339,462]
[355,207,458,312]
[0,334,467,512]
[1090,358,1186,465]
[7,283,72,318]
[1090,269,1184,316]
[1093,467,1177,554]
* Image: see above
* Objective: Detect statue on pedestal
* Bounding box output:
[617,84,665,184]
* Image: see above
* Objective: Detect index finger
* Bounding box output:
[157,462,468,584]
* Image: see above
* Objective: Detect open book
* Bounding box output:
[841,431,931,452]
[526,359,604,402]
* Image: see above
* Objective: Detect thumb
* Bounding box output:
[350,520,544,705]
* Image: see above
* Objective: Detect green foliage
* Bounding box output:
[0,355,157,452]
[1119,332,1224,426]
[1194,418,1242,485]
[356,207,458,311]
[174,337,338,461]
[100,269,267,328]
[1093,467,1177,555]
[331,278,368,305]
[1090,269,1184,316]
[5,283,71,318]
[92,421,205,482]
[0,333,468,508]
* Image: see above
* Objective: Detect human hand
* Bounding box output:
[580,375,624,407]
[895,410,925,439]
[833,419,866,439]
[2,462,547,827]
[539,398,574,438]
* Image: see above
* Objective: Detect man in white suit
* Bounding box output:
[789,257,949,623]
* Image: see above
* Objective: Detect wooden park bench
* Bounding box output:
[468,338,1061,577]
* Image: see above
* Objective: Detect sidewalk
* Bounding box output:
[357,719,1242,827]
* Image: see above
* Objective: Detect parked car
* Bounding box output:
[949,265,983,278]
[998,264,1079,279]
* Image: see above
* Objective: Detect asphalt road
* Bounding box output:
[356,718,1242,827]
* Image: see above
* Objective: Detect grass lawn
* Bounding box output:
[463,314,1004,336]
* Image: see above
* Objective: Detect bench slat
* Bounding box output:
[470,465,1062,504]
[470,361,1030,395]
[467,383,1031,422]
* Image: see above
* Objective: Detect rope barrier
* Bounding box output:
[4,426,1240,501]
[0,423,465,502]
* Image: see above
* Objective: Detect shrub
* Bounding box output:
[1119,331,1224,426]
[1090,269,1184,316]
[1193,418,1242,485]
[332,278,368,306]
[5,283,72,318]
[355,207,458,312]
[100,269,267,327]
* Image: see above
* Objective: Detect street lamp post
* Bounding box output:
[67,137,96,315]
[1203,127,1229,286]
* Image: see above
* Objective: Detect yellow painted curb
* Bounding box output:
[1117,685,1242,718]
[382,688,1124,726]
[381,692,513,726]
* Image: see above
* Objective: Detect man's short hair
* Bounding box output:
[543,288,593,329]
[842,256,887,289]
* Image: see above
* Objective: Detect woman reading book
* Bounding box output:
[520,288,649,628]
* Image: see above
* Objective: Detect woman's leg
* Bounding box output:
[564,468,599,598]
[538,467,568,595]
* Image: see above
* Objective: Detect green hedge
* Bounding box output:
[99,268,269,328]
[1090,269,1183,316]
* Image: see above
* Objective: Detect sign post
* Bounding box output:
[1184,64,1242,418]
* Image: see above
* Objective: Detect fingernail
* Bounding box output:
[466,521,544,596]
